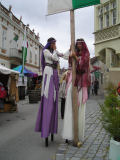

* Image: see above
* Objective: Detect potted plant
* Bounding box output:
[100,83,120,160]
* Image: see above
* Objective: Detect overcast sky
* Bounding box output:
[2,0,95,68]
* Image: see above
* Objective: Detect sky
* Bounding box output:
[1,0,95,68]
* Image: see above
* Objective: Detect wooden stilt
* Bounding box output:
[51,134,54,142]
[45,138,48,147]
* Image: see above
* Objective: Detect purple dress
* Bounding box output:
[35,49,59,138]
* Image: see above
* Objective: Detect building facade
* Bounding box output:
[94,0,120,86]
[0,3,43,73]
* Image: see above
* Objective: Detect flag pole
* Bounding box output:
[22,26,26,83]
[70,10,79,146]
[22,47,25,75]
[22,45,25,84]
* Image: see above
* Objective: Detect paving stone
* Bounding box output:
[76,149,86,155]
[56,150,66,154]
[74,153,83,158]
[68,146,78,150]
[66,149,77,154]
[88,147,98,154]
[83,153,95,158]
[71,157,80,160]
[56,154,64,160]
[64,153,73,159]
[93,157,104,160]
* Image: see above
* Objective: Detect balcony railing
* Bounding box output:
[95,24,120,43]
[10,48,22,59]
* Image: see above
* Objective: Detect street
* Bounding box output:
[0,96,109,160]
[0,98,63,160]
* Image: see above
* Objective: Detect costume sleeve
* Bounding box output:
[52,50,70,60]
[44,49,59,62]
[52,50,59,61]
[62,50,71,60]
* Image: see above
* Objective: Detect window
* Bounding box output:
[105,4,109,12]
[2,27,7,49]
[111,1,117,25]
[112,9,117,25]
[112,1,116,9]
[98,7,103,15]
[98,7,103,29]
[105,4,109,27]
[35,54,37,65]
[105,13,109,27]
[29,51,32,63]
[99,15,103,29]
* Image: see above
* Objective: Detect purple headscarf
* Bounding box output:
[41,40,56,74]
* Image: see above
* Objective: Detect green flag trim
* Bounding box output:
[72,0,100,9]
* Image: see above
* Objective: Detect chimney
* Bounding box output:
[32,29,35,33]
[37,33,40,41]
[9,5,12,19]
[9,5,12,12]
[27,24,29,28]
[32,29,35,38]
[20,16,23,27]
[20,16,22,21]
[27,24,30,33]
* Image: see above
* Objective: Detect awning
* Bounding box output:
[91,66,101,73]
[13,65,38,77]
[0,64,19,75]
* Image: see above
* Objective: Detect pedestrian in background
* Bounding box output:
[0,82,7,112]
[94,79,99,96]
[59,74,67,119]
[91,82,94,95]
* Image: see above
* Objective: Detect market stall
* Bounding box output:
[13,65,38,100]
[0,64,19,113]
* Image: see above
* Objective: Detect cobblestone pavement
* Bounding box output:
[55,96,110,160]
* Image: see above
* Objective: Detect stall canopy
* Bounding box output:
[13,65,38,77]
[91,66,101,73]
[0,64,19,75]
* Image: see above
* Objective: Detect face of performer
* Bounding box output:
[50,42,56,50]
[77,42,82,51]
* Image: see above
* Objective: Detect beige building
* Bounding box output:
[0,3,43,73]
[94,0,120,86]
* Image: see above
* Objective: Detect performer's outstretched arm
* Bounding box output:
[44,49,59,62]
[56,50,71,60]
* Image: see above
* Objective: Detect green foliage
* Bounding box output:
[100,83,120,142]
[104,94,120,108]
[105,82,117,95]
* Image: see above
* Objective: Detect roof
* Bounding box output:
[90,57,99,65]
[0,64,19,75]
[0,3,44,48]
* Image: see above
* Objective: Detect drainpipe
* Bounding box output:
[39,45,40,72]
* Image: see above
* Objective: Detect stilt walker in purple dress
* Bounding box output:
[35,38,61,147]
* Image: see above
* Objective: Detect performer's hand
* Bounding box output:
[69,45,72,51]
[71,52,78,61]
[71,52,76,58]
[57,51,63,57]
[69,53,72,57]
